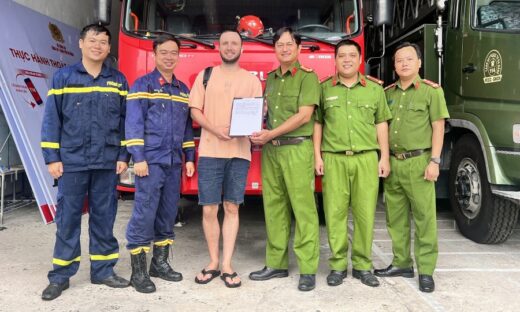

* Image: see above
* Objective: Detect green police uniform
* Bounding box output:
[317,74,391,271]
[262,61,320,274]
[383,76,449,275]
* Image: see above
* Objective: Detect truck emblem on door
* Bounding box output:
[483,50,502,84]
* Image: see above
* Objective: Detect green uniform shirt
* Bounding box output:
[316,74,392,152]
[386,76,450,153]
[265,61,320,137]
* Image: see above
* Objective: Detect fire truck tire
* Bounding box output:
[449,134,519,244]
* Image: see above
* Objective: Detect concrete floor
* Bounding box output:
[1,196,520,311]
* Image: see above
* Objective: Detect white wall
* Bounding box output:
[13,0,122,56]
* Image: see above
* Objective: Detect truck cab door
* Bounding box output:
[459,0,520,149]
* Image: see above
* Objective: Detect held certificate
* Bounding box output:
[229,97,264,136]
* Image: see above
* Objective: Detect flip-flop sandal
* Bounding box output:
[221,272,241,288]
[194,269,221,284]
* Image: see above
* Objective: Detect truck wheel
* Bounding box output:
[449,135,519,244]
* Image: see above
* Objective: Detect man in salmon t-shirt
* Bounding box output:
[189,29,262,288]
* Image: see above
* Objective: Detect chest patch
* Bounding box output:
[325,96,338,101]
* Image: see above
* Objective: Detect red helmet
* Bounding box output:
[237,15,264,38]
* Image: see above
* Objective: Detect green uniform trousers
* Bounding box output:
[261,140,319,274]
[322,151,379,271]
[383,152,438,275]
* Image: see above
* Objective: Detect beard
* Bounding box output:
[220,51,241,64]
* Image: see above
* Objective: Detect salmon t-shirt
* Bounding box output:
[189,66,263,161]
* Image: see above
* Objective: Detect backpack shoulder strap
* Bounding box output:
[203,66,213,89]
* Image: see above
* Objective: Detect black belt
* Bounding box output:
[327,150,373,156]
[391,149,430,160]
[271,136,310,146]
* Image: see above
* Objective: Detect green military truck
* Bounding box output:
[365,0,520,243]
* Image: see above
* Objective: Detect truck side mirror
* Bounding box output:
[374,0,394,26]
[96,0,112,26]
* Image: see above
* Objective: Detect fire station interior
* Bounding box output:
[124,0,359,40]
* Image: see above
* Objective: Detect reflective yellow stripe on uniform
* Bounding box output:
[182,141,195,148]
[47,87,128,96]
[41,142,60,149]
[130,246,150,255]
[154,239,174,246]
[52,256,80,266]
[90,253,119,261]
[127,92,189,104]
[125,139,145,147]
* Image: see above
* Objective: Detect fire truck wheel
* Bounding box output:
[449,134,519,244]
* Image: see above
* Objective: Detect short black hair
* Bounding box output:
[273,27,301,46]
[153,35,181,52]
[219,29,243,44]
[80,23,111,42]
[393,42,422,61]
[335,39,361,57]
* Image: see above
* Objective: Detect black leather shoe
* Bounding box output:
[419,275,435,292]
[374,265,414,278]
[352,269,380,287]
[92,274,130,288]
[298,274,316,291]
[42,281,69,301]
[327,270,347,286]
[249,266,289,281]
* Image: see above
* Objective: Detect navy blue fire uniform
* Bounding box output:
[41,62,129,284]
[125,68,194,253]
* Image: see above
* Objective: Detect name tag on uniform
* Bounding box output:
[325,96,338,101]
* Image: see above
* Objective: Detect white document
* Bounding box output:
[229,97,264,136]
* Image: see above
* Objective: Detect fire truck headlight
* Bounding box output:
[514,124,520,144]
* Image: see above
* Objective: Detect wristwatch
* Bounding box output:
[430,157,441,164]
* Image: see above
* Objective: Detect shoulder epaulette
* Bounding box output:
[366,75,384,86]
[267,68,277,75]
[423,79,440,88]
[300,65,314,73]
[320,75,333,84]
[384,83,396,91]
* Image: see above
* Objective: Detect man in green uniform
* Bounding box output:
[249,27,320,291]
[314,39,391,287]
[374,42,449,293]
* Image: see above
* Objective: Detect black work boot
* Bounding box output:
[130,251,156,293]
[149,244,183,282]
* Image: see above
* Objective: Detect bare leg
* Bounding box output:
[196,204,220,281]
[221,201,240,285]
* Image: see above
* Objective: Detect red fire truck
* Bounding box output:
[116,0,366,195]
